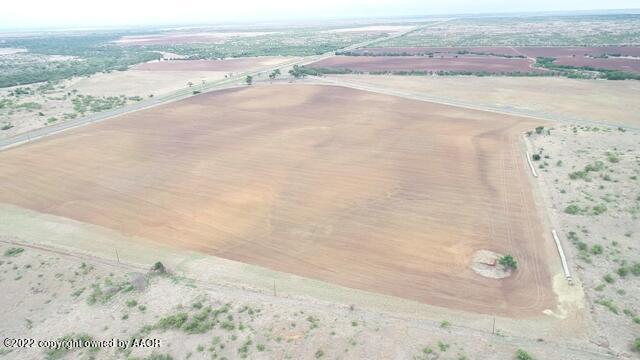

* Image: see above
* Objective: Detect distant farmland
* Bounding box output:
[553,57,640,72]
[133,57,294,71]
[322,46,640,74]
[308,55,537,73]
[349,46,640,58]
[0,85,556,316]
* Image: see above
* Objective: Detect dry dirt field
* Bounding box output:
[114,32,276,45]
[326,75,640,128]
[132,57,294,72]
[349,47,523,56]
[309,55,536,73]
[66,69,229,97]
[554,57,640,72]
[352,46,640,58]
[0,84,557,317]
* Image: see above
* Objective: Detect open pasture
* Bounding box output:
[0,85,556,316]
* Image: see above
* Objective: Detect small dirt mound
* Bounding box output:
[471,250,512,279]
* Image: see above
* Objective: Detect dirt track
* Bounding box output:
[0,85,556,316]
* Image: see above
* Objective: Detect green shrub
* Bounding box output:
[532,154,541,161]
[590,245,603,255]
[569,171,587,180]
[4,247,24,257]
[603,274,615,283]
[617,267,629,277]
[499,255,518,270]
[595,299,619,314]
[438,341,450,352]
[634,338,640,352]
[156,313,188,330]
[152,261,166,273]
[592,204,607,215]
[564,204,581,215]
[515,349,534,360]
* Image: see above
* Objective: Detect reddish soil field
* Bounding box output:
[0,85,556,316]
[115,32,272,46]
[132,58,288,72]
[310,56,537,73]
[352,47,522,56]
[515,46,640,58]
[553,57,640,72]
[353,46,640,58]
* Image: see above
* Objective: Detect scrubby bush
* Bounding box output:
[499,255,518,270]
[4,247,24,256]
[156,313,188,330]
[617,267,629,277]
[564,204,581,215]
[151,261,166,274]
[515,349,534,360]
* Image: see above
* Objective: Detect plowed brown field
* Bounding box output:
[0,85,555,316]
[309,56,536,73]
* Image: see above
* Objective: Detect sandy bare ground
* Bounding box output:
[67,70,230,97]
[325,75,640,128]
[114,31,276,45]
[0,240,605,360]
[323,25,414,33]
[0,84,557,317]
[132,57,295,72]
[526,125,640,356]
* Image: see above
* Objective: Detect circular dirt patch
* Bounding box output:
[471,250,512,279]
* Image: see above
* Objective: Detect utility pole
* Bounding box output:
[115,249,120,264]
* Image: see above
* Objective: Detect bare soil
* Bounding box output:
[527,124,640,357]
[309,55,536,73]
[325,75,640,128]
[133,57,295,72]
[554,57,640,72]
[0,240,605,360]
[0,84,557,317]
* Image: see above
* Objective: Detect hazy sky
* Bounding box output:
[1,0,638,29]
